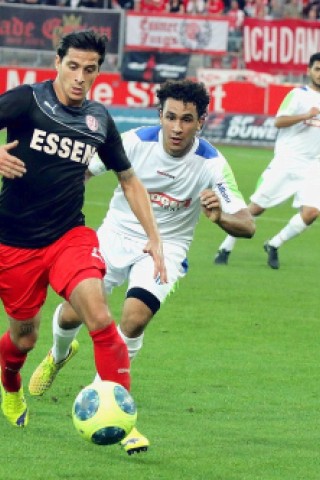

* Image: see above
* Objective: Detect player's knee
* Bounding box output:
[249,202,264,217]
[122,288,160,336]
[15,332,38,353]
[83,306,113,331]
[301,207,319,225]
[9,316,39,353]
[121,315,147,338]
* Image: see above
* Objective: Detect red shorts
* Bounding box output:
[0,226,106,320]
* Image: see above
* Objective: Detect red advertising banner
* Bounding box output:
[0,67,160,106]
[243,18,320,74]
[0,4,122,54]
[125,12,228,54]
[207,81,293,115]
[0,66,293,115]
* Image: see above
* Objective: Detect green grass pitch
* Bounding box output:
[0,130,320,479]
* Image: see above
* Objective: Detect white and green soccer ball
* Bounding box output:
[72,381,137,445]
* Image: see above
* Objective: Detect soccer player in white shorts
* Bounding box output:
[250,156,320,212]
[98,227,188,306]
[29,79,255,454]
[215,51,320,269]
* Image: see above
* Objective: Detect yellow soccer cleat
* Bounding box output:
[0,380,29,427]
[120,427,150,455]
[28,339,79,396]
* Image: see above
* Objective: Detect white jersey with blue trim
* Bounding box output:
[274,86,320,165]
[90,125,247,249]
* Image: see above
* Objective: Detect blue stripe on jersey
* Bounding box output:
[135,125,161,142]
[299,86,308,91]
[195,138,219,159]
[181,257,189,273]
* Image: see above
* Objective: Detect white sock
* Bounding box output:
[51,304,82,364]
[269,213,308,248]
[218,235,237,252]
[93,326,144,383]
[117,325,144,361]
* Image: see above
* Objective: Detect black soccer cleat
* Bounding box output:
[214,249,230,265]
[263,242,279,269]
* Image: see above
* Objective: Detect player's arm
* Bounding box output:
[116,167,167,284]
[200,189,255,238]
[275,107,320,128]
[0,86,32,179]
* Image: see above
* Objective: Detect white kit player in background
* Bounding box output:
[215,51,320,269]
[29,79,255,454]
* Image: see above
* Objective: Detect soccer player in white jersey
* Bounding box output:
[29,79,255,454]
[215,52,320,269]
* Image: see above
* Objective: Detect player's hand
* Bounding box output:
[0,140,26,179]
[143,239,168,284]
[308,107,320,118]
[200,189,222,223]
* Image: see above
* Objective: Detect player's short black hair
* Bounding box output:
[156,79,210,119]
[309,52,320,67]
[56,29,108,66]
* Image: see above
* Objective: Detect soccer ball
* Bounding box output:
[72,381,137,445]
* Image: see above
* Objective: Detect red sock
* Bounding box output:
[89,322,130,391]
[0,331,27,392]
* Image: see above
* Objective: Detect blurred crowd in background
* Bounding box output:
[0,0,315,81]
[0,0,317,23]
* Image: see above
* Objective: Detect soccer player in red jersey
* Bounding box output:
[0,29,166,429]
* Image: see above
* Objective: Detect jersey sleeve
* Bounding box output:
[275,87,302,117]
[209,154,247,214]
[97,112,132,173]
[0,85,33,130]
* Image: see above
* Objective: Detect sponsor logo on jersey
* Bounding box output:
[216,183,231,203]
[44,101,58,114]
[157,170,175,179]
[91,247,104,263]
[86,115,99,132]
[30,128,97,165]
[149,192,191,211]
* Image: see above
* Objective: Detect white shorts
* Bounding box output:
[97,225,188,303]
[250,158,320,210]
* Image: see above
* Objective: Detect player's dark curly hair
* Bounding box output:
[156,79,210,119]
[56,29,108,67]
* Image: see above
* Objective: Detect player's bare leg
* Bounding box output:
[0,314,40,427]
